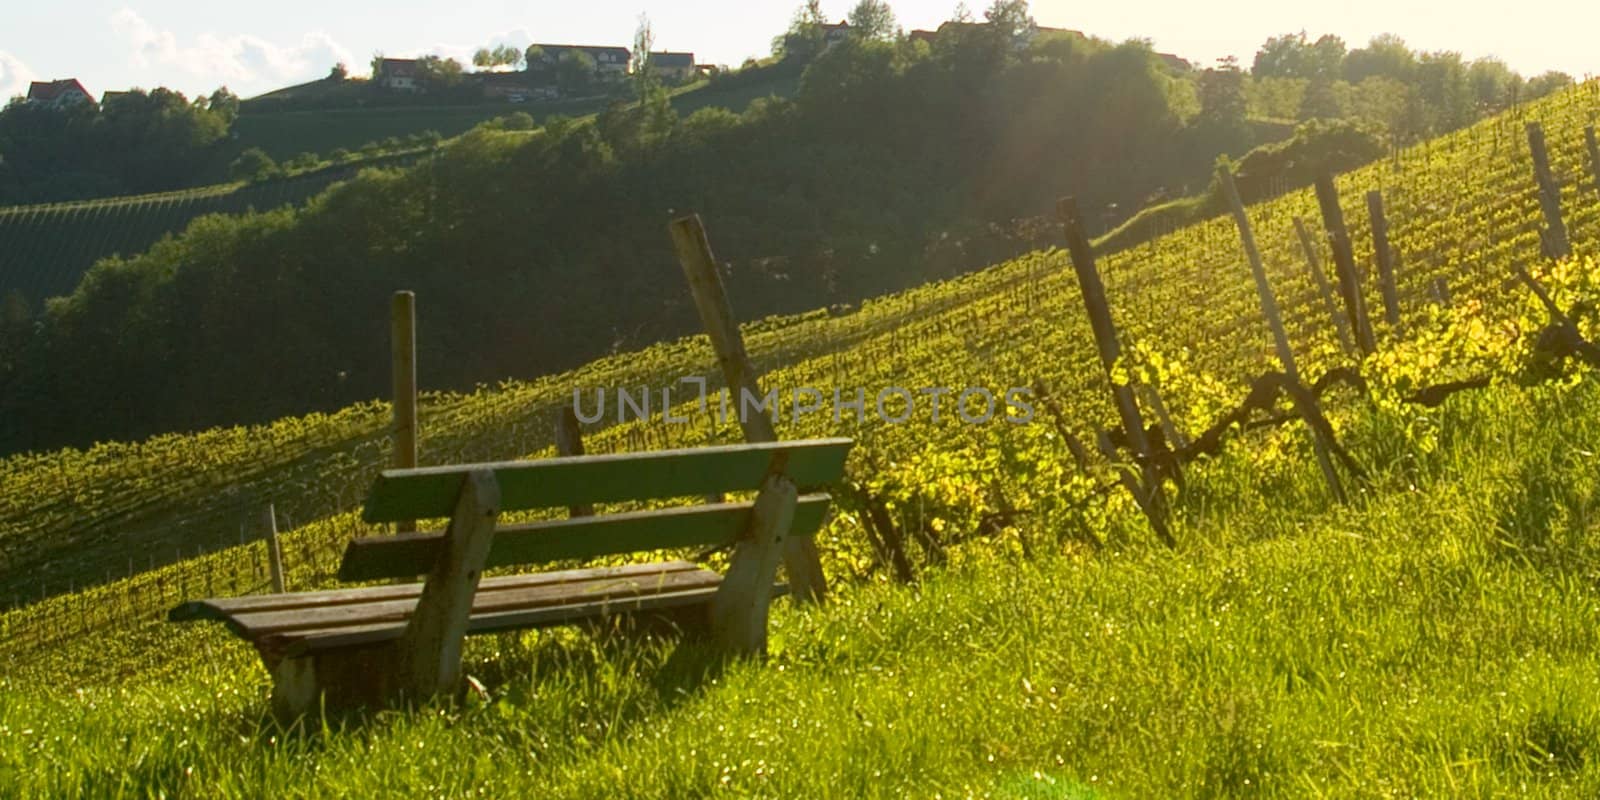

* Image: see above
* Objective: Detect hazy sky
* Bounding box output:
[2,1,1594,101]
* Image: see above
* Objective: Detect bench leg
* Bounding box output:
[709,474,798,655]
[399,469,500,702]
[266,646,403,721]
[270,655,318,721]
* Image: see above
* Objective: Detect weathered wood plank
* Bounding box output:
[362,438,852,523]
[669,214,829,604]
[1292,216,1355,353]
[238,567,722,638]
[1220,166,1347,504]
[710,473,797,654]
[391,291,419,533]
[1057,196,1174,549]
[283,585,727,656]
[1314,173,1376,354]
[1526,122,1570,259]
[341,494,832,582]
[1365,190,1401,328]
[554,405,594,517]
[398,469,500,701]
[170,561,705,622]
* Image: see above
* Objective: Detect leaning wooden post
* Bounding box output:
[1365,191,1402,329]
[1057,197,1176,548]
[554,406,594,517]
[1585,125,1600,195]
[1314,174,1376,354]
[669,215,828,602]
[391,291,419,533]
[1219,167,1347,503]
[263,504,286,593]
[1526,122,1571,259]
[1292,216,1355,353]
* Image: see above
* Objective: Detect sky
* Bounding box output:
[2,1,1595,101]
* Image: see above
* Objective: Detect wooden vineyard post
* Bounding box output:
[1365,191,1402,329]
[1056,197,1176,548]
[1526,122,1571,259]
[1314,174,1376,354]
[391,291,419,534]
[554,405,595,518]
[1586,125,1600,196]
[669,215,829,602]
[264,504,286,593]
[1218,167,1347,503]
[1292,216,1355,353]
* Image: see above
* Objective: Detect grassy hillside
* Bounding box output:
[3,80,1593,610]
[0,150,430,310]
[231,68,804,163]
[0,81,1596,796]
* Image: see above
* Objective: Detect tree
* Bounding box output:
[416,55,465,87]
[1524,71,1574,100]
[952,1,974,22]
[1298,77,1344,121]
[1467,57,1516,112]
[229,147,278,182]
[1253,32,1308,78]
[1344,34,1415,83]
[774,0,827,61]
[473,48,494,69]
[983,0,1034,40]
[1305,35,1346,80]
[633,13,658,99]
[329,62,349,81]
[847,0,898,41]
[555,51,597,93]
[207,87,240,124]
[370,52,386,80]
[1197,57,1248,129]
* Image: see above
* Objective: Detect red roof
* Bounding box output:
[26,79,91,103]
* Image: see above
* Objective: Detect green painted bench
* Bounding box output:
[169,438,853,719]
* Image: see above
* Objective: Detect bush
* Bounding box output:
[228,148,279,182]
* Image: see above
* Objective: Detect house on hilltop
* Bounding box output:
[527,45,632,79]
[821,20,852,48]
[26,79,93,108]
[375,58,421,91]
[647,51,696,83]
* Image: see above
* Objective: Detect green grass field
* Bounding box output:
[3,380,1598,796]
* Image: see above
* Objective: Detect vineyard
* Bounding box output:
[0,81,1598,795]
[0,149,433,310]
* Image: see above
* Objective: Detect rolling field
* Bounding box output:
[0,82,1597,796]
[0,151,428,310]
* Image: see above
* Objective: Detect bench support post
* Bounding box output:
[399,468,500,701]
[709,473,798,655]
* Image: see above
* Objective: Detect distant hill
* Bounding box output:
[229,62,805,162]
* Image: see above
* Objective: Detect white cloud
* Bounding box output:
[0,50,37,101]
[109,7,354,93]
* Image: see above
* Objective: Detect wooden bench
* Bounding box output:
[169,437,852,719]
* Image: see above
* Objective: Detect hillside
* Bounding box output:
[0,77,1598,794]
[230,63,804,163]
[0,35,1272,454]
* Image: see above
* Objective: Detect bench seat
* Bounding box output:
[170,561,724,657]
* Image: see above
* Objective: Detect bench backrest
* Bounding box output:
[341,438,852,582]
[361,438,853,523]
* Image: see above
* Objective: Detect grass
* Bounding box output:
[4,378,1597,797]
